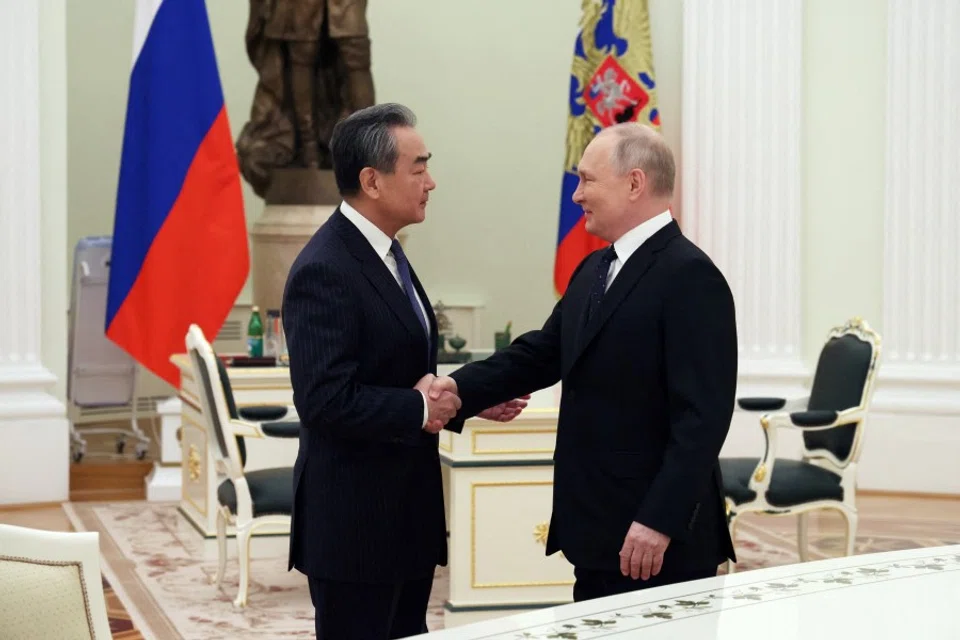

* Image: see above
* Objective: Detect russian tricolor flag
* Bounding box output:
[106,0,249,388]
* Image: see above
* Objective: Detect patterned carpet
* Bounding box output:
[64,497,960,639]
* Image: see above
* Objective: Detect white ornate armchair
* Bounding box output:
[185,324,298,607]
[720,317,882,572]
[0,524,111,639]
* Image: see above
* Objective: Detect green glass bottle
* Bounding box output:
[247,305,264,357]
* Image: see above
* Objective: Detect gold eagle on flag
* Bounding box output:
[564,0,662,175]
[553,0,662,295]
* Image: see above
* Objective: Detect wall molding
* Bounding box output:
[681,0,807,392]
[871,364,960,416]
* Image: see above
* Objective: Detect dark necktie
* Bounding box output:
[583,245,618,329]
[390,240,430,344]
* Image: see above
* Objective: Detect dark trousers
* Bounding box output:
[308,574,434,639]
[573,564,718,602]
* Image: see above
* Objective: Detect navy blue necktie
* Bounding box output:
[390,240,430,344]
[583,245,617,328]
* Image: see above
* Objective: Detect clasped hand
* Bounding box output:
[414,374,460,433]
[413,375,530,434]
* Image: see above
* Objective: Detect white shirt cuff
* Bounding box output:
[419,390,428,429]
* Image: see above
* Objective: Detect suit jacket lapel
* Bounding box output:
[332,210,425,340]
[571,221,681,365]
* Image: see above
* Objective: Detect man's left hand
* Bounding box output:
[619,521,670,580]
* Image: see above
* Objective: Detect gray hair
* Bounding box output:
[329,103,418,196]
[602,123,675,197]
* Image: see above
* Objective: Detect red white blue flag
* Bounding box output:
[554,0,662,295]
[106,0,249,387]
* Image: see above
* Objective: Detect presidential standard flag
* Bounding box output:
[554,0,662,296]
[106,0,249,387]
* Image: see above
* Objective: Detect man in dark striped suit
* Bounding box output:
[282,103,525,639]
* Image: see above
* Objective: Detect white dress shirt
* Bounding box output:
[605,210,673,291]
[339,200,431,428]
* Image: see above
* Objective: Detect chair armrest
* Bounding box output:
[789,410,838,426]
[261,421,300,438]
[229,419,265,439]
[737,397,786,411]
[739,395,811,412]
[769,407,864,431]
[238,406,288,421]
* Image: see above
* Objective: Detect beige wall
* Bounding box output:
[63,0,884,365]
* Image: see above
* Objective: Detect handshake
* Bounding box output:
[414,374,530,434]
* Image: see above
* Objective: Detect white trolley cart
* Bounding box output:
[67,236,150,462]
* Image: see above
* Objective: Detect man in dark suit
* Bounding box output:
[432,122,738,602]
[282,103,525,638]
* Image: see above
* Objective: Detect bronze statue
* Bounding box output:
[236,0,375,200]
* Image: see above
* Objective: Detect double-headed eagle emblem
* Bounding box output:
[564,0,661,175]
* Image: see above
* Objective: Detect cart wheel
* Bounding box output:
[135,443,148,460]
[116,437,126,454]
[72,450,83,463]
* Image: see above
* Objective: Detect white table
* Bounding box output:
[416,544,960,639]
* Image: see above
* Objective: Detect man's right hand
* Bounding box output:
[414,374,461,433]
[430,376,529,425]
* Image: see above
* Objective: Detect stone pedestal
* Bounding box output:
[250,204,338,312]
[249,168,340,312]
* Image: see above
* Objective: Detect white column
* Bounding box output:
[883,0,960,378]
[681,0,806,394]
[0,1,68,504]
[876,0,960,414]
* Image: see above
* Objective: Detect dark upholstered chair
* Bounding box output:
[720,317,882,573]
[185,324,298,607]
